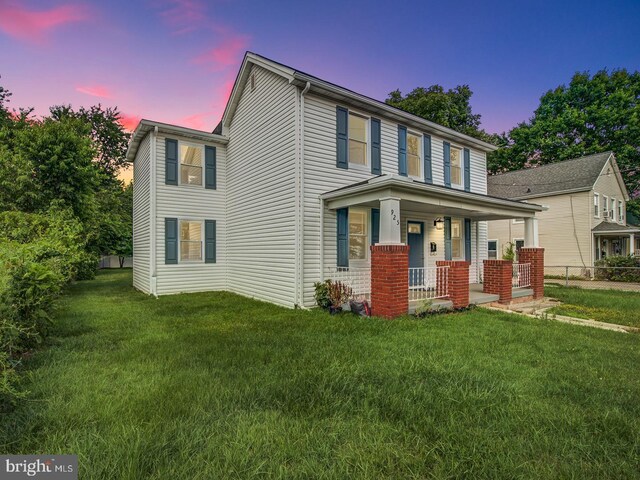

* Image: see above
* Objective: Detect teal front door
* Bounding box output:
[407,222,424,286]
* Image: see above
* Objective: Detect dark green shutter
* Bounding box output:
[205,220,216,263]
[464,218,472,261]
[165,218,178,264]
[337,208,349,267]
[398,125,407,176]
[371,118,381,175]
[165,139,178,185]
[205,146,217,189]
[463,148,471,192]
[336,107,348,169]
[443,141,451,187]
[371,208,380,245]
[424,134,432,184]
[444,217,452,261]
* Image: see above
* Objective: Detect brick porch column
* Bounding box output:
[518,248,545,299]
[370,244,409,318]
[436,260,470,309]
[483,260,513,304]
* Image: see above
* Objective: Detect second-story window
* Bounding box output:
[450,146,463,187]
[619,200,624,223]
[407,132,421,178]
[348,113,368,167]
[180,143,204,186]
[610,197,616,221]
[593,193,600,217]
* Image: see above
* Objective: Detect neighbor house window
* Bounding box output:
[407,132,421,178]
[450,146,463,187]
[348,113,368,166]
[610,198,616,221]
[349,208,368,260]
[488,240,498,259]
[619,200,624,223]
[603,195,608,217]
[180,143,204,186]
[451,219,462,258]
[180,220,202,261]
[593,193,600,217]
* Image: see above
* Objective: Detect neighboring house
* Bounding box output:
[127,52,543,313]
[487,152,640,268]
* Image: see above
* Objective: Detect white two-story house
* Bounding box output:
[127,53,543,311]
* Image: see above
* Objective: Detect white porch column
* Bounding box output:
[524,217,539,247]
[630,234,635,256]
[378,197,402,245]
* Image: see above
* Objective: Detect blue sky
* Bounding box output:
[0,0,638,134]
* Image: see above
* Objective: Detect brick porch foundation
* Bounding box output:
[518,248,545,299]
[436,260,470,309]
[370,244,409,318]
[483,259,513,304]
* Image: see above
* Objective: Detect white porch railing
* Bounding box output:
[408,266,449,302]
[512,263,531,288]
[324,267,371,300]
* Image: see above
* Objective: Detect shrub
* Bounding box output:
[328,281,352,309]
[594,255,640,282]
[502,242,515,261]
[313,280,332,310]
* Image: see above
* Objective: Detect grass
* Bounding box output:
[545,284,640,328]
[2,270,640,479]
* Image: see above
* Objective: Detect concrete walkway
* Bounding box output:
[482,298,639,334]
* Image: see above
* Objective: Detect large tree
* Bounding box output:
[385,85,495,143]
[489,69,640,208]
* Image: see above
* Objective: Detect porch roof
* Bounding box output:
[321,175,544,221]
[592,222,640,235]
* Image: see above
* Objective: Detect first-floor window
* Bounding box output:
[488,240,498,259]
[349,209,368,260]
[451,219,462,258]
[180,220,202,261]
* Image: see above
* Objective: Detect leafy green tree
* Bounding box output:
[489,69,640,207]
[385,85,495,143]
[50,104,131,178]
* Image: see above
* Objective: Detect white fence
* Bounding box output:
[324,267,371,300]
[512,263,531,288]
[408,266,449,302]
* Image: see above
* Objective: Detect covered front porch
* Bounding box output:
[593,222,640,260]
[320,175,544,317]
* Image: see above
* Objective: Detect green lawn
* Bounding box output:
[545,284,640,328]
[2,270,640,479]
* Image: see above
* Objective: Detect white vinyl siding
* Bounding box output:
[132,134,151,293]
[226,65,298,307]
[155,134,227,294]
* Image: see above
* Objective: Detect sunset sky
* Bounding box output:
[1,1,639,150]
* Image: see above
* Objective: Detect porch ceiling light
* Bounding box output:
[434,217,444,230]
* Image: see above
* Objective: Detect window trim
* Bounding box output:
[618,200,624,224]
[348,207,369,262]
[593,192,600,218]
[449,145,464,189]
[178,140,205,188]
[178,218,204,263]
[487,239,499,260]
[347,110,370,170]
[406,130,422,179]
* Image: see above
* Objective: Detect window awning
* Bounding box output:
[321,175,544,221]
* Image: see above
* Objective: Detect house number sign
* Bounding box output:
[391,209,399,226]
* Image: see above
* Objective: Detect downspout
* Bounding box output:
[150,126,158,297]
[297,81,311,307]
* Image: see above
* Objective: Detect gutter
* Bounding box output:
[297,81,311,307]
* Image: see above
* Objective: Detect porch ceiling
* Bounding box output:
[321,175,544,221]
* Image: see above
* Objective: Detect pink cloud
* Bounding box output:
[0,1,89,44]
[155,0,206,35]
[192,35,249,71]
[76,84,112,99]
[119,114,141,132]
[181,112,212,130]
